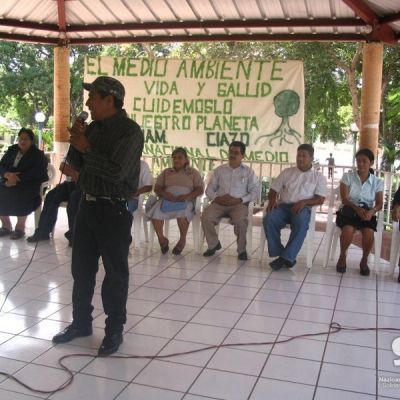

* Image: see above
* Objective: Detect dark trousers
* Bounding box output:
[71,199,133,335]
[37,181,81,237]
[66,188,82,239]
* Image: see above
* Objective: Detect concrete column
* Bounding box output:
[53,46,70,177]
[359,42,383,156]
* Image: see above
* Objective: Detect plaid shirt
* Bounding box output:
[67,110,143,199]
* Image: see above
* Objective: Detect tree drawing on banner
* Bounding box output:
[255,90,302,146]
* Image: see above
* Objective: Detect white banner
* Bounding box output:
[84,57,304,166]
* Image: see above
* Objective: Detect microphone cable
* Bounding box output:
[0,322,399,395]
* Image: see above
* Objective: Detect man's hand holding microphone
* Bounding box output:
[69,111,90,153]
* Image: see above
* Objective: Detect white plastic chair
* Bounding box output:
[34,163,56,228]
[389,221,399,276]
[198,197,254,256]
[132,194,149,249]
[258,203,317,269]
[323,187,384,272]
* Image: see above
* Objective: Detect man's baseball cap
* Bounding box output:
[83,76,125,101]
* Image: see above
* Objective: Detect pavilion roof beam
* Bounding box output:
[342,0,397,43]
[379,12,400,25]
[66,17,366,32]
[56,0,68,45]
[0,32,58,44]
[69,32,365,45]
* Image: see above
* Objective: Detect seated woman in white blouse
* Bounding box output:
[336,148,383,276]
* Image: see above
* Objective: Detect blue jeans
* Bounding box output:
[263,203,311,263]
[127,198,139,214]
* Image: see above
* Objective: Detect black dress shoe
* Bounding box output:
[52,324,92,344]
[269,257,285,271]
[98,333,123,356]
[238,251,248,261]
[281,258,296,268]
[27,230,50,243]
[203,241,222,257]
[0,227,12,237]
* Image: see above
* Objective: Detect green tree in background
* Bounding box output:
[0,40,398,154]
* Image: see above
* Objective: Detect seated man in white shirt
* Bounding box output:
[127,159,153,213]
[264,144,327,270]
[201,141,259,260]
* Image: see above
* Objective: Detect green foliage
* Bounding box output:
[0,42,53,126]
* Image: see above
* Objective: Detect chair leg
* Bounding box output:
[330,227,340,262]
[192,216,200,253]
[199,228,205,253]
[323,222,335,268]
[133,213,141,249]
[143,218,149,242]
[149,223,155,248]
[389,222,400,275]
[306,226,315,269]
[258,226,266,261]
[374,230,383,274]
[246,221,253,256]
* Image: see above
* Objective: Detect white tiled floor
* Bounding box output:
[1,211,400,399]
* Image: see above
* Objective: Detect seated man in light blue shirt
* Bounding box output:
[201,141,259,260]
[264,144,327,270]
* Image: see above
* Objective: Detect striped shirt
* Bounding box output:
[67,110,144,199]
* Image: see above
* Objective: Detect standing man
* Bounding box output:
[201,141,259,260]
[263,144,327,270]
[326,153,335,179]
[52,76,144,356]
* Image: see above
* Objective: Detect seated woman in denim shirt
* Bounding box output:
[336,148,383,276]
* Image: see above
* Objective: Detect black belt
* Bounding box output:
[84,194,127,202]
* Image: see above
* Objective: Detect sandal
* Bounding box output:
[360,259,370,276]
[172,245,184,255]
[0,227,12,237]
[336,254,347,274]
[10,230,25,240]
[159,239,169,254]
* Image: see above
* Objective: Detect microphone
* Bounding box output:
[64,111,90,166]
[76,111,89,124]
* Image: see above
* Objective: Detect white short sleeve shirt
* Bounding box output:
[271,166,327,204]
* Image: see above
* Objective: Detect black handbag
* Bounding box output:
[340,202,370,218]
[340,205,357,218]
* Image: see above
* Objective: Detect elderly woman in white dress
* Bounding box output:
[147,148,204,255]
